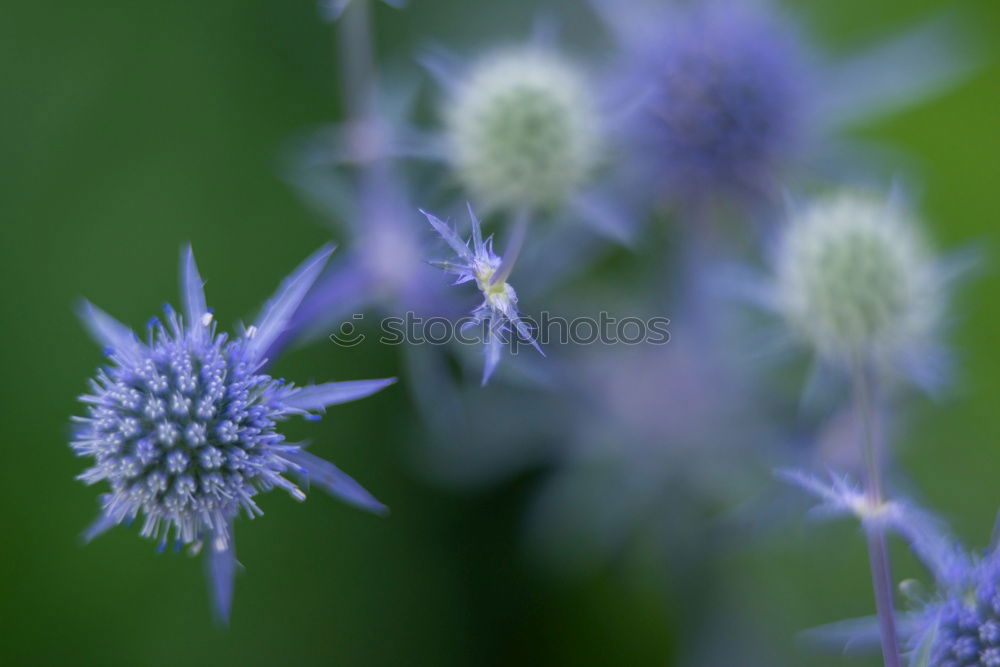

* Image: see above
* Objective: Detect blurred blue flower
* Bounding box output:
[596,0,978,210]
[779,470,963,569]
[276,155,449,350]
[601,0,808,205]
[807,500,1000,667]
[422,205,543,385]
[72,246,394,621]
[913,548,1000,666]
[781,470,1000,665]
[525,298,781,575]
[274,64,456,354]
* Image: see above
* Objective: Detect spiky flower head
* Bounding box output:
[421,205,542,385]
[614,0,807,201]
[911,549,1000,667]
[445,48,601,212]
[72,246,394,620]
[782,469,987,663]
[774,191,942,374]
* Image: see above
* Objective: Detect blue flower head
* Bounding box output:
[912,547,1000,667]
[72,246,394,621]
[421,205,543,385]
[607,0,808,202]
[781,470,1000,664]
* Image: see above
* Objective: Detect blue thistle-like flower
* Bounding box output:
[604,0,809,203]
[597,0,978,211]
[421,205,542,385]
[780,470,1000,665]
[914,549,1000,667]
[72,246,394,621]
[815,508,1000,667]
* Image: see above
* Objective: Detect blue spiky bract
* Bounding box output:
[781,469,1000,664]
[619,0,808,202]
[421,205,542,385]
[72,246,394,621]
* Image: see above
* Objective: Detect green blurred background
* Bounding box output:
[1,0,997,664]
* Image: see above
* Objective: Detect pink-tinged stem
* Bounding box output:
[854,361,901,667]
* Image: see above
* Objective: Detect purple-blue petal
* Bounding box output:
[206,534,238,625]
[180,245,209,343]
[481,331,503,386]
[81,511,117,544]
[421,209,473,260]
[284,378,397,412]
[283,449,387,515]
[76,300,142,365]
[246,244,336,363]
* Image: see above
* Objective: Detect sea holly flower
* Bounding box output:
[784,473,1000,666]
[421,35,637,243]
[443,48,601,214]
[911,547,1000,667]
[594,0,977,210]
[761,191,960,662]
[71,246,395,621]
[600,0,809,205]
[768,190,961,392]
[728,187,969,402]
[421,205,542,385]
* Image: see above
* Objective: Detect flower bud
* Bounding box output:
[776,192,938,367]
[446,49,600,211]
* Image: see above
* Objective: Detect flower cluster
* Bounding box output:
[62,0,982,648]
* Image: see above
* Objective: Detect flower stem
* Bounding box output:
[491,210,529,287]
[336,0,391,185]
[853,361,901,667]
[337,0,377,143]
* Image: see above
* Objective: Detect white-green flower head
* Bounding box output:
[446,48,601,212]
[776,191,941,370]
